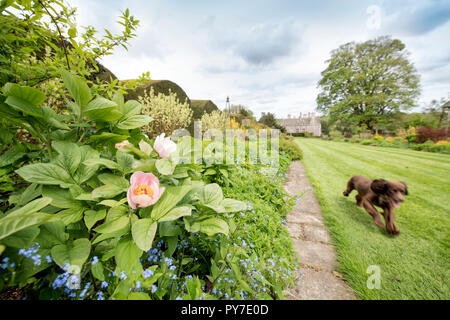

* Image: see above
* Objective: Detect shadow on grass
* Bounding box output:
[337,196,389,236]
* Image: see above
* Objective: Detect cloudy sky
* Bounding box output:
[71,0,450,118]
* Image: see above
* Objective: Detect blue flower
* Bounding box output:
[164,257,173,266]
[135,280,141,289]
[31,255,41,266]
[91,256,99,265]
[45,255,52,263]
[101,281,109,289]
[119,271,127,280]
[151,285,157,293]
[142,268,154,279]
[79,282,91,298]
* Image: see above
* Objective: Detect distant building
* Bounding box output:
[279,112,321,136]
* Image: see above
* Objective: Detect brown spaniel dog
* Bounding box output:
[343,176,408,235]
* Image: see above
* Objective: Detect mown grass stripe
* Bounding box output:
[294,138,450,300]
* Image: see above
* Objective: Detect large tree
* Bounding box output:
[316,36,420,132]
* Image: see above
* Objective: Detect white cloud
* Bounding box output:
[69,0,450,118]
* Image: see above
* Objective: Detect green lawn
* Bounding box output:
[294,138,450,300]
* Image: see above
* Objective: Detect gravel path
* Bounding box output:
[284,161,356,300]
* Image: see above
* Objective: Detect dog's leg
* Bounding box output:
[362,200,385,228]
[355,194,362,207]
[343,179,354,197]
[383,208,400,235]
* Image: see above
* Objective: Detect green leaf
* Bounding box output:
[158,221,181,237]
[115,236,142,275]
[131,218,157,251]
[116,151,134,173]
[84,209,106,230]
[92,225,130,245]
[1,227,40,248]
[61,70,92,114]
[98,198,128,208]
[3,83,46,106]
[73,146,100,184]
[52,141,81,176]
[98,173,129,189]
[91,261,105,281]
[84,97,122,121]
[42,186,82,209]
[116,115,152,130]
[221,198,247,212]
[16,163,73,187]
[0,212,53,241]
[120,100,141,119]
[41,220,68,244]
[0,149,26,167]
[6,197,52,218]
[151,185,194,221]
[198,218,229,236]
[92,184,127,199]
[3,83,47,118]
[14,184,42,206]
[84,158,121,171]
[89,132,129,145]
[51,238,91,272]
[94,215,129,234]
[199,184,223,206]
[128,292,151,300]
[155,158,175,175]
[158,206,192,222]
[55,208,85,225]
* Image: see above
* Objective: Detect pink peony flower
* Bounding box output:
[153,133,176,159]
[127,171,165,209]
[115,140,131,151]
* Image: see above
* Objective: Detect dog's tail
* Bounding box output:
[343,177,355,197]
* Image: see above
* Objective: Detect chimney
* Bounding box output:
[299,112,302,118]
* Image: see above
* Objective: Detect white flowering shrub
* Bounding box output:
[138,87,193,138]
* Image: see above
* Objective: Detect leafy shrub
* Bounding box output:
[329,130,343,140]
[279,137,303,161]
[405,133,417,143]
[416,127,448,143]
[138,88,193,138]
[201,110,227,132]
[373,135,384,140]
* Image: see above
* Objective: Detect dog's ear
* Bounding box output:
[371,179,388,195]
[400,181,408,195]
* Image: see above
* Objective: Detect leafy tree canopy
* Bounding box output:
[316,36,420,131]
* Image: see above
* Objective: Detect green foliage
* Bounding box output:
[138,87,193,138]
[279,137,303,161]
[258,112,286,133]
[317,36,420,131]
[0,0,145,93]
